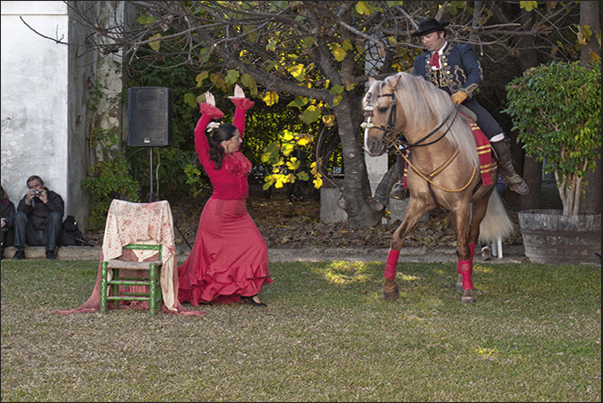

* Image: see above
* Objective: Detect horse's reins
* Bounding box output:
[368,93,477,193]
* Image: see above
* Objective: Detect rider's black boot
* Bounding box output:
[491,139,529,195]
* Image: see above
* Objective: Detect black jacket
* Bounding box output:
[1,198,16,228]
[17,188,64,231]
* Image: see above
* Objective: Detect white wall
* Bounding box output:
[1,1,103,230]
[1,1,69,208]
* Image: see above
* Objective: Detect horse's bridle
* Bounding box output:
[363,93,398,141]
[364,92,476,193]
[364,92,459,149]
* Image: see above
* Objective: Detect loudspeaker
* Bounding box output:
[127,87,173,147]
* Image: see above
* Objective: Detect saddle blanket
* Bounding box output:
[403,114,497,187]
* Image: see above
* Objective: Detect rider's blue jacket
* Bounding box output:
[412,42,483,99]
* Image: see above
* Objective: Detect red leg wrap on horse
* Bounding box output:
[457,259,473,289]
[469,243,476,265]
[385,249,400,280]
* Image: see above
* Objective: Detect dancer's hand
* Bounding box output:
[199,92,224,119]
[205,92,216,106]
[229,84,245,99]
[229,84,254,110]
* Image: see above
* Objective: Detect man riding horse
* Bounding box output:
[390,17,529,200]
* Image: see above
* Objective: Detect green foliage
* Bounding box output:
[261,129,321,190]
[82,158,140,228]
[183,162,209,198]
[519,1,538,12]
[82,81,140,229]
[503,61,601,214]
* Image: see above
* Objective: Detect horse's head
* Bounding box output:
[362,75,402,156]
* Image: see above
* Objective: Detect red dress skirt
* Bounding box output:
[177,197,272,305]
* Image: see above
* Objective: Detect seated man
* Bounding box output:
[13,175,64,260]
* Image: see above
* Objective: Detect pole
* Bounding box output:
[149,147,153,202]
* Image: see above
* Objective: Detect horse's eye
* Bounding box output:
[379,106,389,113]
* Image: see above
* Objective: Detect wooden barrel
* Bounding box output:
[518,209,601,264]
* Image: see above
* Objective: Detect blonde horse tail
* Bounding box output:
[478,190,514,244]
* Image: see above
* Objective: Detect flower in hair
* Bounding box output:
[207,122,221,132]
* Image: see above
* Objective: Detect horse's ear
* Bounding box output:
[368,77,376,86]
[384,73,402,91]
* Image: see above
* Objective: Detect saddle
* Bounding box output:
[458,104,477,122]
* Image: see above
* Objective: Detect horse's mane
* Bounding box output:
[390,72,479,167]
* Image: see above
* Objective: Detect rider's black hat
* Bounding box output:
[410,18,450,37]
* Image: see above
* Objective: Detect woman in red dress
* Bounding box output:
[177,85,272,307]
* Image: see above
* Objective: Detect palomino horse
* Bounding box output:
[362,72,511,303]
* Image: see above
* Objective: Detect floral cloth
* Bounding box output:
[52,200,206,316]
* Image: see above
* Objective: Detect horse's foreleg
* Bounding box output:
[451,205,477,302]
[457,259,476,303]
[383,200,432,301]
[455,245,475,293]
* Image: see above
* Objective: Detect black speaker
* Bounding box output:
[127,87,173,147]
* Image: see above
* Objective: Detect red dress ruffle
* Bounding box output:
[177,198,272,305]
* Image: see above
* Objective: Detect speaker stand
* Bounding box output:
[146,147,158,203]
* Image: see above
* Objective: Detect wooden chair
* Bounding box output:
[100,243,163,314]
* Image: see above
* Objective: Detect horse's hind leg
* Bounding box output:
[383,199,432,301]
[449,204,478,303]
[454,189,493,297]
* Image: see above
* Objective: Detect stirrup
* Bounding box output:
[389,183,409,200]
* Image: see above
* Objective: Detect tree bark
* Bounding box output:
[333,92,382,227]
[509,6,542,211]
[519,155,543,211]
[580,1,601,214]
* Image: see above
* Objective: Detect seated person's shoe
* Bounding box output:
[46,249,57,260]
[389,182,409,200]
[481,245,492,261]
[13,248,25,260]
[242,295,267,307]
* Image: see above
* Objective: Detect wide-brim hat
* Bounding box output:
[410,17,450,37]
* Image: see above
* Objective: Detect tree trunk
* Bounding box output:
[580,1,601,214]
[519,155,543,211]
[508,7,542,211]
[333,93,382,227]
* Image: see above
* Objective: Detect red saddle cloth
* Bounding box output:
[403,113,497,187]
[464,115,497,186]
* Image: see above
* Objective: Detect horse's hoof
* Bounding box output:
[383,287,400,300]
[383,280,400,301]
[461,290,477,303]
[455,275,463,292]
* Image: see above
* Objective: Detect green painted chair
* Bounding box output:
[100,243,163,314]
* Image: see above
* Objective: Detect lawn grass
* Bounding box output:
[1,258,600,402]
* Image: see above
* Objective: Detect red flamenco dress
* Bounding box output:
[177,97,273,305]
